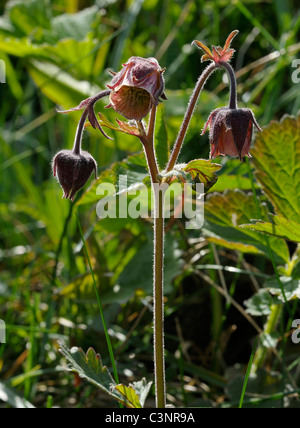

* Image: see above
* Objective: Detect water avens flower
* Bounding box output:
[202,107,262,160]
[194,31,261,160]
[106,56,167,121]
[52,150,97,202]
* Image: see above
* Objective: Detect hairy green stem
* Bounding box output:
[153,186,166,408]
[166,62,217,172]
[140,106,166,408]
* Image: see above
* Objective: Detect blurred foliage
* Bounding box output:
[0,0,300,408]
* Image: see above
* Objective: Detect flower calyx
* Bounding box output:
[192,30,239,65]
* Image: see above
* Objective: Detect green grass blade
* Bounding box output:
[76,212,120,387]
[239,337,258,408]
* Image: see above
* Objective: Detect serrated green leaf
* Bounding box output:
[252,115,300,223]
[183,159,222,192]
[241,215,300,243]
[114,384,142,408]
[59,341,119,397]
[58,341,149,408]
[204,189,290,264]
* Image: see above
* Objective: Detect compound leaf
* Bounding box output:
[252,115,300,223]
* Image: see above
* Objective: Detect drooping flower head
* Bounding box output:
[202,107,262,160]
[52,150,97,202]
[193,30,261,160]
[106,57,167,121]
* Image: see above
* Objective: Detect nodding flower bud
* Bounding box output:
[106,56,167,121]
[52,150,97,202]
[202,107,261,160]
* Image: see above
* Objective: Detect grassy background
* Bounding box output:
[0,0,300,408]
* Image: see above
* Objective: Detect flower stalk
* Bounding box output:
[153,186,166,408]
[166,62,217,172]
[218,60,237,110]
[139,106,166,408]
[73,108,89,155]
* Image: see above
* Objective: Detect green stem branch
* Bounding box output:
[166,62,217,172]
